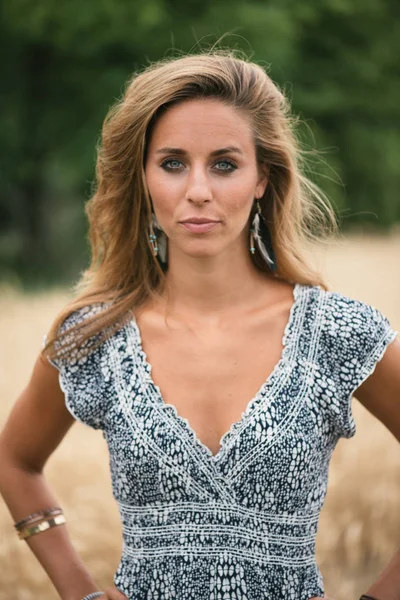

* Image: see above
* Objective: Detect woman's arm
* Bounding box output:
[364,549,400,600]
[0,352,102,600]
[354,337,400,600]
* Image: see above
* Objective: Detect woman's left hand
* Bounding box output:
[102,586,129,599]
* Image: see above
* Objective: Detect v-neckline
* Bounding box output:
[128,282,306,464]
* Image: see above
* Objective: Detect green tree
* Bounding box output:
[1,0,399,286]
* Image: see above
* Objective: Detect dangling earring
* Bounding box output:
[250,199,277,272]
[149,212,168,265]
[148,212,158,256]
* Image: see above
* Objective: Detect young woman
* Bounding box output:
[1,51,399,600]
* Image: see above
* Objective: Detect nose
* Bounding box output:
[185,165,213,203]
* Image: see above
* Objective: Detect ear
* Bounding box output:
[255,163,269,199]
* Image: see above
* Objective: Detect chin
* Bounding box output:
[185,249,219,259]
[181,243,222,259]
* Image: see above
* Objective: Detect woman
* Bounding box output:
[0,50,399,600]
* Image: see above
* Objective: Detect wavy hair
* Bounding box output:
[43,48,338,361]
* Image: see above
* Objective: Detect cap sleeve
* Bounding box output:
[43,305,113,431]
[319,290,398,439]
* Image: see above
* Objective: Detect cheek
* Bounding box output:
[146,166,182,201]
[146,179,178,228]
[214,170,257,202]
[221,185,253,219]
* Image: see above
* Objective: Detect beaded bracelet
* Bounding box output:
[14,510,64,532]
[14,506,62,530]
[81,593,104,600]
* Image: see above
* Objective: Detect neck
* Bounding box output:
[159,242,276,321]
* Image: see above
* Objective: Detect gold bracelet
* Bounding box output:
[18,514,66,540]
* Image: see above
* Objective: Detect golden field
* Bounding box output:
[0,231,399,600]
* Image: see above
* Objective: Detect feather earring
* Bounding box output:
[151,212,168,265]
[250,200,277,271]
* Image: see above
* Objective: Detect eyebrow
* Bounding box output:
[154,146,243,157]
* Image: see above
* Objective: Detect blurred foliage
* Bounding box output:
[1,0,399,287]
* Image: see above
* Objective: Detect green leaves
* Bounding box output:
[1,0,399,283]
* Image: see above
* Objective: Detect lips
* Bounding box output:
[180,221,221,233]
[180,218,220,224]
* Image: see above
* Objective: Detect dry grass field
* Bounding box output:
[1,231,400,600]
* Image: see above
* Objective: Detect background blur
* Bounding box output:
[1,0,400,288]
[1,0,400,598]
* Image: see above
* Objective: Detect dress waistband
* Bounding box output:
[118,501,319,567]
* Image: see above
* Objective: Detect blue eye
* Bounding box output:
[160,158,237,173]
[161,159,183,171]
[214,160,237,172]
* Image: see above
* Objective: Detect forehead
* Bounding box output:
[147,98,254,152]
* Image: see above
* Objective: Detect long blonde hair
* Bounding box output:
[43,48,338,361]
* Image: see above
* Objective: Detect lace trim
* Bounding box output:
[123,522,316,545]
[107,333,215,501]
[128,282,308,465]
[229,288,327,483]
[218,283,309,460]
[118,498,321,525]
[123,324,228,502]
[122,543,317,566]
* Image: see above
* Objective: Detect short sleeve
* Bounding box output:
[318,290,398,439]
[43,305,113,431]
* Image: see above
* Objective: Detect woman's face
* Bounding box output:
[144,98,268,260]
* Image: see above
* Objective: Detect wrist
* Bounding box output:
[64,590,103,600]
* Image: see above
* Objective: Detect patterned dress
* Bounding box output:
[44,283,398,600]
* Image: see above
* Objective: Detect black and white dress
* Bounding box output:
[44,283,398,600]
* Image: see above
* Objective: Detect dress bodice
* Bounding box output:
[45,283,398,599]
